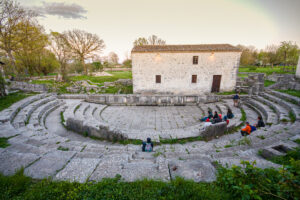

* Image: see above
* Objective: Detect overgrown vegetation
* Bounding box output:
[0,92,33,111]
[277,89,300,98]
[269,147,300,166]
[264,80,276,87]
[0,137,11,148]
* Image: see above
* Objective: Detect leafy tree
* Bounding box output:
[38,49,59,75]
[92,61,103,72]
[14,21,49,76]
[122,59,132,68]
[133,35,166,46]
[277,41,299,66]
[237,45,257,66]
[265,44,279,67]
[64,29,105,75]
[0,0,35,73]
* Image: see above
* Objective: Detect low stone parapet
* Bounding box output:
[58,94,249,106]
[8,81,48,92]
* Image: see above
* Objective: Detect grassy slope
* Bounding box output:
[0,92,33,112]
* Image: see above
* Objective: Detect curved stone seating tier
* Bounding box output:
[261,93,300,121]
[0,93,49,123]
[12,95,56,128]
[244,98,278,125]
[253,96,290,122]
[62,101,241,141]
[0,91,300,183]
[266,89,300,106]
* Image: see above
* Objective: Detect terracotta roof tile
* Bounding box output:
[132,44,241,53]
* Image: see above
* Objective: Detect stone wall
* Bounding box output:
[267,74,300,90]
[236,73,264,95]
[8,81,48,92]
[132,52,241,95]
[58,94,249,106]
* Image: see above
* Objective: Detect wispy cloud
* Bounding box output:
[30,1,87,19]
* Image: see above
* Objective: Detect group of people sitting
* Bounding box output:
[240,116,265,136]
[200,108,234,125]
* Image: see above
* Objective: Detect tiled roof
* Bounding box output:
[132,44,241,53]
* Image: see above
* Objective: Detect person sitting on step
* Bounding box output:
[212,111,222,124]
[223,116,229,125]
[255,116,265,128]
[241,122,251,136]
[226,108,234,119]
[201,110,213,122]
[142,138,154,152]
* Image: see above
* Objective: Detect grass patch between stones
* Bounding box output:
[0,137,11,148]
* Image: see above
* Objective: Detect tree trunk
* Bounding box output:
[0,68,6,97]
[81,57,87,75]
[7,50,17,74]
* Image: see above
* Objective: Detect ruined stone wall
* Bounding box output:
[8,81,48,92]
[132,52,241,95]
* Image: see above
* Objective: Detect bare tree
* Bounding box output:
[0,0,35,73]
[147,35,166,45]
[49,31,71,80]
[133,35,166,46]
[64,29,105,75]
[108,52,119,64]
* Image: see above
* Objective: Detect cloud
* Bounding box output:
[31,2,87,19]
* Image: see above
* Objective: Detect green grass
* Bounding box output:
[277,89,300,98]
[57,146,69,151]
[69,71,132,84]
[0,137,11,148]
[74,104,81,114]
[240,108,246,122]
[239,65,296,75]
[1,159,300,200]
[289,111,296,123]
[0,92,33,112]
[159,136,204,145]
[216,91,247,95]
[264,80,276,87]
[256,135,265,140]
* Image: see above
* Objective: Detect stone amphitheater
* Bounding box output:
[0,89,300,183]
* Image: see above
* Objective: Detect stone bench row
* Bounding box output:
[253,96,290,122]
[0,93,49,123]
[244,98,278,125]
[261,93,300,121]
[266,90,300,106]
[13,95,56,128]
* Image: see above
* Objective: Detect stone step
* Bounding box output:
[0,94,49,123]
[254,96,290,122]
[13,95,56,128]
[262,93,300,121]
[29,99,60,127]
[244,98,278,125]
[266,89,300,106]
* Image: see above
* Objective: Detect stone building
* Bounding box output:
[296,57,300,79]
[131,44,242,95]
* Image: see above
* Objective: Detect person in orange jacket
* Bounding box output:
[241,122,251,136]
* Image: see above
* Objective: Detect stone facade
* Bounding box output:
[132,45,241,95]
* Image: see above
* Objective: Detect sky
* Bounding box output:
[18,0,300,62]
